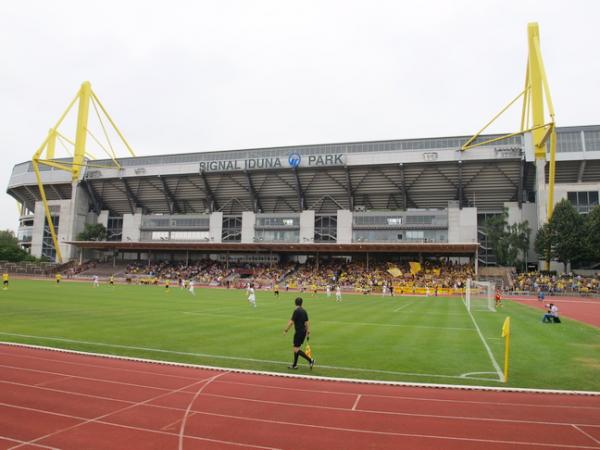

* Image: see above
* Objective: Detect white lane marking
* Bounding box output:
[0,402,278,450]
[179,372,229,450]
[572,425,600,446]
[351,394,362,411]
[8,376,216,450]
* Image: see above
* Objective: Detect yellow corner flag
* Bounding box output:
[502,316,511,337]
[501,317,511,383]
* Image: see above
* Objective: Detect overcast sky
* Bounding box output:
[1,0,599,232]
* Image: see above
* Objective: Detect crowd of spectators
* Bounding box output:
[511,272,600,296]
[285,259,475,293]
[124,260,295,287]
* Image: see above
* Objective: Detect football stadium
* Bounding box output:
[2,22,600,450]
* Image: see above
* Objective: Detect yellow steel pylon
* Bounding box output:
[462,23,557,220]
[31,81,136,262]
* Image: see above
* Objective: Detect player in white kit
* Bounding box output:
[93,275,100,287]
[326,284,331,297]
[247,283,257,307]
[188,280,195,296]
[335,285,342,302]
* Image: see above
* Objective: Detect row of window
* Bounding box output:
[142,217,210,229]
[151,231,210,241]
[567,191,599,213]
[352,229,447,243]
[255,217,299,227]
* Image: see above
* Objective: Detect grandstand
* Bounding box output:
[7,124,600,273]
[5,23,600,277]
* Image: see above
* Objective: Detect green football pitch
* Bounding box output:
[1,279,599,391]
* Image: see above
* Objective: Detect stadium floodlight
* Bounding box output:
[465,278,496,312]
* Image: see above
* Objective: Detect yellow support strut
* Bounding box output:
[31,81,135,263]
[462,22,557,220]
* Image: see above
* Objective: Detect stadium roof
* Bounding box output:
[8,125,600,215]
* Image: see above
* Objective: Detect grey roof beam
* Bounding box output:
[82,179,103,214]
[245,171,263,213]
[344,166,354,211]
[121,178,144,214]
[578,160,587,183]
[292,167,305,211]
[159,176,181,214]
[199,171,218,212]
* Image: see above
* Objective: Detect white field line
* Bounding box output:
[182,312,474,331]
[393,303,414,312]
[462,301,504,382]
[0,333,494,382]
[4,341,600,396]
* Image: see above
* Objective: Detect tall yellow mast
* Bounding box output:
[462,22,557,220]
[31,81,136,262]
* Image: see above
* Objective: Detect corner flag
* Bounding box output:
[501,317,511,337]
[501,316,511,383]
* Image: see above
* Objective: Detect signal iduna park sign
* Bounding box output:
[198,152,344,172]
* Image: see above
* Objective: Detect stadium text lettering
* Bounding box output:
[199,154,344,172]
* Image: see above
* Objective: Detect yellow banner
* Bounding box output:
[409,261,422,275]
[387,267,403,278]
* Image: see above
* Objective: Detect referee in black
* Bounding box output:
[283,297,315,370]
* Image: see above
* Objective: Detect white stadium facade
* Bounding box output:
[7,124,600,269]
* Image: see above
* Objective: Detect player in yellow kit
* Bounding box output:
[55,273,62,285]
[2,273,9,290]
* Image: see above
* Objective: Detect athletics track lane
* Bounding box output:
[510,295,600,328]
[0,344,599,450]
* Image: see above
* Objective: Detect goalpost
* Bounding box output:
[465,278,496,312]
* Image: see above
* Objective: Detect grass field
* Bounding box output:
[1,279,599,391]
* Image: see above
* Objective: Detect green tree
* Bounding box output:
[0,230,19,247]
[0,229,35,262]
[549,199,585,271]
[584,205,600,261]
[534,222,554,263]
[77,223,108,241]
[483,210,530,267]
[506,221,531,269]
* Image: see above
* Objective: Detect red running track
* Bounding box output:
[0,343,599,450]
[510,295,600,328]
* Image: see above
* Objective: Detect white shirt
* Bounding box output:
[550,305,559,316]
[336,287,341,295]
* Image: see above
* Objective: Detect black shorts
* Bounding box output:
[293,331,307,347]
[274,290,279,295]
[3,280,8,286]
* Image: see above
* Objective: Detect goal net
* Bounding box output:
[465,278,496,312]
